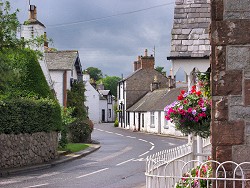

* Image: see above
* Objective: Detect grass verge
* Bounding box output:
[59,143,90,153]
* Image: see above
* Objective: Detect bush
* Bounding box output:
[114,118,119,127]
[68,118,93,143]
[6,49,54,99]
[59,107,76,149]
[0,98,62,134]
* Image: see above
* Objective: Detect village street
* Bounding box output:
[0,123,186,188]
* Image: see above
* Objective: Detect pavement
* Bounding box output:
[0,143,101,177]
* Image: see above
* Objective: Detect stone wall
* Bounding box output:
[0,132,58,169]
[211,0,250,168]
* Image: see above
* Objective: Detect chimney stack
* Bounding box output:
[44,32,48,48]
[144,49,148,57]
[29,5,37,20]
[150,75,160,91]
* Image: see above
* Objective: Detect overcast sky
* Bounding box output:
[9,0,175,78]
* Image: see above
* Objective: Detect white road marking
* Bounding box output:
[150,146,155,150]
[169,143,176,146]
[126,136,136,139]
[138,139,148,143]
[0,180,21,185]
[105,131,113,134]
[149,142,154,145]
[37,172,60,178]
[115,133,124,136]
[25,183,49,188]
[133,158,145,162]
[116,158,135,166]
[76,168,109,179]
[139,151,150,157]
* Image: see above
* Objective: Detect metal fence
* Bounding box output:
[145,138,250,188]
[145,159,250,188]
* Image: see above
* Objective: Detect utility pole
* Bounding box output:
[153,45,156,58]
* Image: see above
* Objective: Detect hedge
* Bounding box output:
[0,98,62,134]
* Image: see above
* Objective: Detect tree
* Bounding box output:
[84,67,103,82]
[98,76,121,98]
[155,66,166,76]
[0,1,20,50]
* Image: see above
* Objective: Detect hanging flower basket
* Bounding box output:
[164,86,211,138]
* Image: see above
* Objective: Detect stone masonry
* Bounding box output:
[0,132,58,169]
[211,0,250,175]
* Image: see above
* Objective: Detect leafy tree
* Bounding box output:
[155,66,166,76]
[0,1,20,50]
[84,67,103,82]
[98,76,121,98]
[67,81,87,119]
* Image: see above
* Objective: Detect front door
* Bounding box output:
[102,109,105,122]
[138,113,141,131]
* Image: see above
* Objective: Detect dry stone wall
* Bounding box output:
[0,132,58,169]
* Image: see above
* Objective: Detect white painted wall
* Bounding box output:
[50,71,64,106]
[99,99,107,122]
[84,81,100,124]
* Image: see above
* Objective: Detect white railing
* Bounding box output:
[145,160,250,188]
[146,137,212,188]
[146,143,193,188]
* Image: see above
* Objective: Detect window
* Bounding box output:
[150,112,155,126]
[127,112,130,125]
[108,95,112,104]
[142,114,144,128]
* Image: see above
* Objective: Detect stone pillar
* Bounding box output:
[211,0,250,172]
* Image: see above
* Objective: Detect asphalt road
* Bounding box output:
[0,123,186,188]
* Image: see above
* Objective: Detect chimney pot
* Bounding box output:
[29,5,37,20]
[144,49,148,57]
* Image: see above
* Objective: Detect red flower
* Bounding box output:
[183,100,188,104]
[192,85,196,90]
[165,115,171,120]
[181,90,185,95]
[178,95,184,100]
[196,91,202,96]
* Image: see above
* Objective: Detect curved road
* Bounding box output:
[0,123,186,188]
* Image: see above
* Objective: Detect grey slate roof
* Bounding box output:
[45,51,79,70]
[168,0,211,59]
[127,87,187,112]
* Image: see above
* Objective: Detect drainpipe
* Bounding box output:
[63,71,67,107]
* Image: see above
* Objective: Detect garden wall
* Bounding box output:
[0,132,58,169]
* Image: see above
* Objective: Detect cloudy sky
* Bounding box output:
[9,0,175,78]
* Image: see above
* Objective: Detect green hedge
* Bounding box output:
[0,98,62,134]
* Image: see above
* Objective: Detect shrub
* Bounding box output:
[114,118,119,127]
[6,48,54,99]
[68,118,93,143]
[0,98,62,134]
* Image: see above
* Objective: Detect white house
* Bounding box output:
[167,0,211,88]
[83,74,116,123]
[83,74,100,123]
[45,50,83,107]
[99,90,115,123]
[20,5,53,88]
[127,87,186,136]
